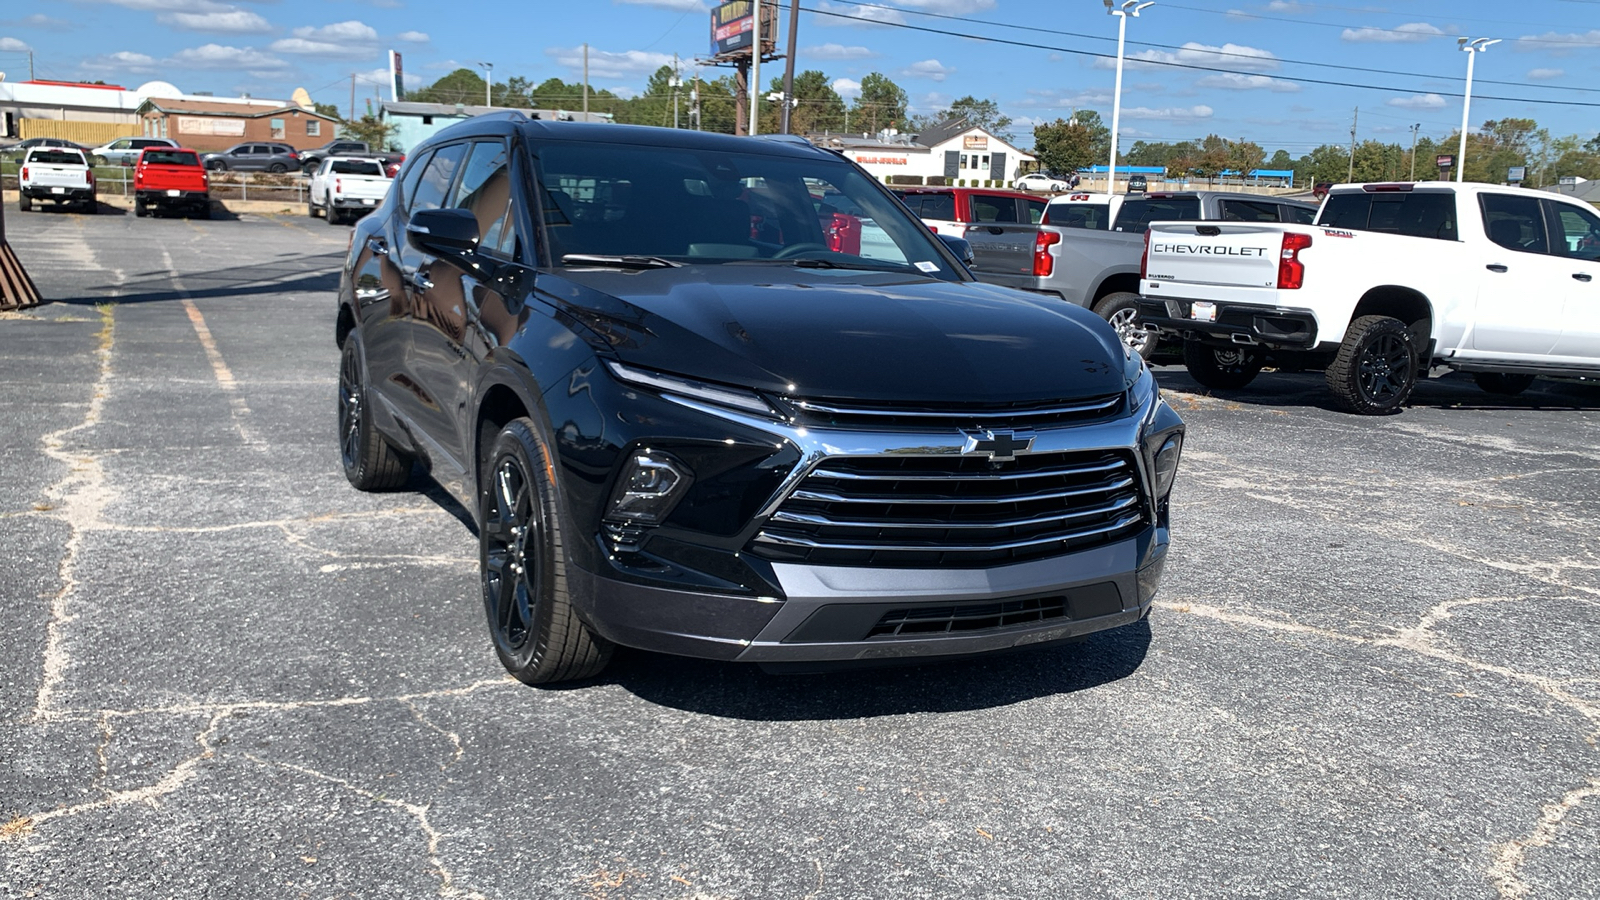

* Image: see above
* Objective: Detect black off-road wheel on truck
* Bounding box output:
[1182,341,1264,390]
[480,419,613,685]
[1474,372,1536,396]
[18,193,31,212]
[1094,292,1158,361]
[1325,315,1418,415]
[337,335,413,491]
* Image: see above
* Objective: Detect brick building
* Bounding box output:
[136,98,341,152]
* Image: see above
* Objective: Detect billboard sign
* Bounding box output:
[711,1,777,57]
[389,50,405,102]
[1507,166,1526,183]
[1435,154,1454,169]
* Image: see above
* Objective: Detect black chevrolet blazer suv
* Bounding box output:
[335,114,1185,684]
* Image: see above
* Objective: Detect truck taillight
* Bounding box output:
[335,177,342,193]
[1032,230,1061,277]
[86,170,94,186]
[1140,230,1151,279]
[1278,232,1312,290]
[20,166,27,181]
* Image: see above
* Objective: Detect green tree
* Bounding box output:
[410,68,488,105]
[314,102,342,123]
[935,96,1013,142]
[340,114,397,150]
[1267,149,1293,170]
[1032,117,1097,175]
[851,72,908,133]
[1225,138,1266,180]
[1195,134,1231,180]
[764,70,847,134]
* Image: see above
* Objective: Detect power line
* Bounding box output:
[1161,2,1600,48]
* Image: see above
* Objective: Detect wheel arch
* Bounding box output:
[1351,286,1433,332]
[1090,270,1143,309]
[335,302,357,349]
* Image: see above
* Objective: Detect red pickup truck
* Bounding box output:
[133,147,211,218]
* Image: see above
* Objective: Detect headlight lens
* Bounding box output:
[1153,433,1183,498]
[606,360,777,418]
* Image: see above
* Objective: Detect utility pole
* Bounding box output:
[781,0,800,134]
[691,69,702,130]
[350,74,356,123]
[1409,123,1420,181]
[1346,106,1358,183]
[672,53,680,129]
[749,0,763,135]
[28,50,35,81]
[478,62,493,107]
[582,43,590,118]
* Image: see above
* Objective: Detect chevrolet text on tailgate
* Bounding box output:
[1138,181,1600,414]
[335,117,1185,684]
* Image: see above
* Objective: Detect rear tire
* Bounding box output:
[1474,372,1536,396]
[267,163,287,174]
[19,193,31,212]
[338,335,413,491]
[134,198,147,217]
[1325,315,1417,415]
[1094,292,1157,360]
[1182,341,1263,390]
[327,201,342,226]
[480,419,613,685]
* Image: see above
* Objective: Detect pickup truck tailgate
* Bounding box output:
[1144,222,1294,289]
[25,164,90,189]
[964,222,1037,277]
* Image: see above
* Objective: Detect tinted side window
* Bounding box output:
[1480,193,1548,254]
[408,143,466,214]
[1319,192,1457,240]
[970,195,1017,223]
[1282,204,1317,225]
[398,149,434,213]
[1546,201,1600,262]
[1023,198,1047,224]
[451,141,515,257]
[1116,199,1199,233]
[1220,199,1281,222]
[919,192,956,221]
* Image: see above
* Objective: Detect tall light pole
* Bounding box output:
[478,62,493,108]
[1105,0,1154,196]
[1409,122,1420,181]
[1456,37,1499,183]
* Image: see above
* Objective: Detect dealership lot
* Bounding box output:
[2,210,1598,898]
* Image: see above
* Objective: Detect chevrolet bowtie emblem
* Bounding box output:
[962,429,1035,462]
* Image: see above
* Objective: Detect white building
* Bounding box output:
[811,117,1035,187]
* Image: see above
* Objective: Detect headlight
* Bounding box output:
[1153,433,1183,498]
[605,450,694,525]
[606,360,778,418]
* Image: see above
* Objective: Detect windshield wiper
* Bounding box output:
[560,254,682,269]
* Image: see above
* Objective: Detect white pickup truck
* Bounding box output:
[18,147,96,213]
[1137,181,1600,414]
[308,156,392,225]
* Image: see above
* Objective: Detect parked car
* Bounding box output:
[891,186,1048,236]
[1139,181,1600,413]
[202,142,301,173]
[133,147,211,218]
[1127,174,1149,194]
[961,191,1318,359]
[18,147,95,213]
[308,156,391,225]
[335,117,1184,684]
[1312,182,1334,199]
[1015,173,1069,193]
[296,139,404,176]
[90,136,179,166]
[2,137,91,161]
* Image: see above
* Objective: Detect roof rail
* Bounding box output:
[753,133,814,146]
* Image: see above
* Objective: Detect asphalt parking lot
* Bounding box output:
[1,207,1597,899]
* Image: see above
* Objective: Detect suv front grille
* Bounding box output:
[867,596,1068,637]
[788,394,1124,431]
[749,449,1147,568]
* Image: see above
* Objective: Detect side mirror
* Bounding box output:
[407,208,482,258]
[937,233,975,268]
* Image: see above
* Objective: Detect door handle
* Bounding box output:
[1486,264,1508,273]
[1575,273,1594,282]
[409,270,433,291]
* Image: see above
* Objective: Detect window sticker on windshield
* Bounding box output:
[915,261,939,273]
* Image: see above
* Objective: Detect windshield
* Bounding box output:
[530,141,961,278]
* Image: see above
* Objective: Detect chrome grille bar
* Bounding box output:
[793,396,1121,420]
[809,459,1125,482]
[790,476,1134,506]
[753,513,1144,554]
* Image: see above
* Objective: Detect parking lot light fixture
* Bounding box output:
[1455,38,1498,183]
[1106,0,1155,196]
[478,62,494,108]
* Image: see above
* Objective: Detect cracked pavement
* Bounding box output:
[1,208,1598,899]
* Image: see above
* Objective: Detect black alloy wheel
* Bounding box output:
[480,419,612,685]
[1095,292,1157,360]
[1474,372,1537,396]
[337,335,412,490]
[1182,341,1264,390]
[207,159,226,171]
[1326,315,1418,415]
[268,162,288,173]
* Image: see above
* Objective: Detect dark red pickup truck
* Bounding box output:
[134,148,211,218]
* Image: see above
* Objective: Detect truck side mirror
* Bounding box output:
[937,233,975,267]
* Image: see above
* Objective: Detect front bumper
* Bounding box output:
[572,531,1166,663]
[1139,297,1320,348]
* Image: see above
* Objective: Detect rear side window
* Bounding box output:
[1282,204,1317,225]
[1115,198,1200,233]
[970,194,1018,223]
[1479,193,1548,254]
[1319,192,1458,241]
[1023,198,1047,224]
[1546,201,1600,262]
[1220,199,1281,222]
[408,143,466,214]
[908,192,956,221]
[144,150,198,166]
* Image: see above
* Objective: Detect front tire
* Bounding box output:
[338,335,413,491]
[1325,315,1418,415]
[1183,341,1263,390]
[480,419,613,685]
[1094,292,1157,360]
[1474,372,1536,396]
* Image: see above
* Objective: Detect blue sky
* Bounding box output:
[2,0,1598,154]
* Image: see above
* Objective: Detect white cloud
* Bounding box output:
[546,46,676,80]
[158,10,273,34]
[1013,88,1112,110]
[1514,30,1600,55]
[903,59,953,82]
[271,20,380,57]
[614,0,706,9]
[1097,41,1280,72]
[608,85,639,100]
[813,1,904,26]
[358,67,422,94]
[897,0,995,11]
[1387,93,1448,109]
[805,43,875,60]
[1341,23,1447,43]
[832,77,862,99]
[5,14,72,30]
[396,31,430,43]
[1119,105,1214,121]
[1195,73,1300,92]
[1527,67,1564,80]
[81,50,159,76]
[0,37,31,52]
[169,43,291,72]
[87,0,228,11]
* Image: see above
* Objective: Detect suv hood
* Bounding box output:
[539,267,1132,404]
